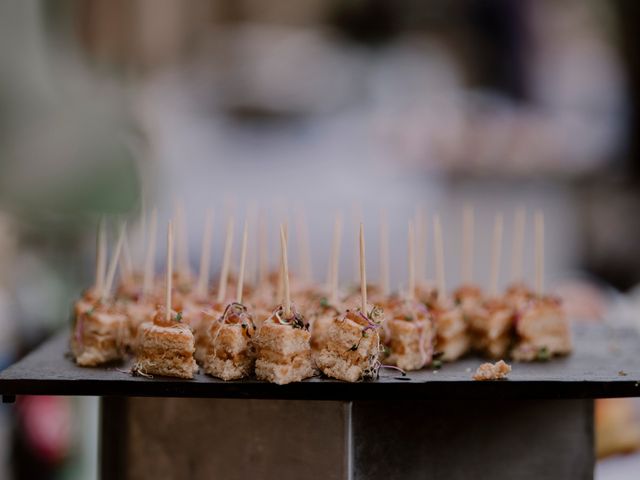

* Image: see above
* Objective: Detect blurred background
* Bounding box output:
[1,0,640,478]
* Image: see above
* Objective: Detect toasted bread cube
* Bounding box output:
[194,305,224,364]
[203,303,256,380]
[512,296,571,361]
[124,302,155,351]
[432,306,469,361]
[310,314,334,351]
[438,331,471,361]
[254,320,315,385]
[386,318,434,370]
[468,301,514,358]
[315,311,382,382]
[133,321,198,379]
[454,284,483,313]
[384,299,434,371]
[71,308,127,366]
[204,324,255,380]
[434,307,467,340]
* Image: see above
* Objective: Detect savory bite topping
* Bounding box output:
[219,302,256,334]
[266,305,309,331]
[473,360,511,381]
[152,306,184,328]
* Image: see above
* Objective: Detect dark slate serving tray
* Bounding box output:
[1,324,639,401]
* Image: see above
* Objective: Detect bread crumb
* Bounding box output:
[473,360,511,381]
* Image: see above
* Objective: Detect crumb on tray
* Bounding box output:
[473,360,511,381]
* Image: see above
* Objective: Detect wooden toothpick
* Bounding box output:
[296,208,313,283]
[379,209,390,297]
[511,207,526,282]
[490,213,504,297]
[165,221,174,322]
[142,208,158,297]
[433,215,446,301]
[359,223,367,314]
[217,217,235,304]
[408,220,416,301]
[352,202,363,283]
[103,221,127,301]
[258,214,269,285]
[280,224,292,318]
[534,210,544,296]
[462,204,474,284]
[174,200,191,278]
[236,220,249,304]
[95,217,107,293]
[196,208,214,298]
[120,226,134,281]
[415,205,426,284]
[329,212,343,305]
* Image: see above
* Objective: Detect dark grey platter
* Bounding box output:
[1,324,639,401]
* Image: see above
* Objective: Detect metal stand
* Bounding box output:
[101,397,594,480]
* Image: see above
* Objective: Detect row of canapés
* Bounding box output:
[70,212,571,384]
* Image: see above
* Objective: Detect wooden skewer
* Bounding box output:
[165,221,174,322]
[246,202,259,286]
[276,224,288,305]
[280,224,292,318]
[415,205,426,284]
[258,214,269,285]
[359,223,367,314]
[196,208,214,298]
[462,204,474,284]
[329,212,343,305]
[142,208,157,298]
[534,210,544,296]
[352,202,363,283]
[138,206,147,270]
[236,220,249,304]
[216,217,235,304]
[95,217,107,293]
[175,200,191,278]
[296,208,313,283]
[379,209,390,297]
[490,213,504,297]
[511,207,526,282]
[120,227,134,281]
[408,220,416,301]
[103,222,127,301]
[433,215,446,302]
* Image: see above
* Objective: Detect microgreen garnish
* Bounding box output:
[536,346,550,362]
[271,306,309,331]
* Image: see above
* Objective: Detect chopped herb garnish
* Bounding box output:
[319,297,330,308]
[536,346,550,361]
[404,315,413,322]
[430,359,443,370]
[86,308,94,316]
[175,312,183,323]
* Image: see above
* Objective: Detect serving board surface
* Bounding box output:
[1,325,639,400]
